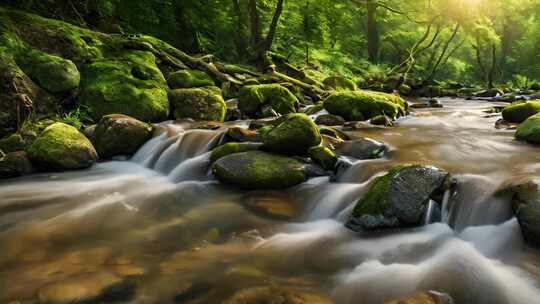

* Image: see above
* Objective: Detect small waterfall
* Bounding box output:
[131,123,225,183]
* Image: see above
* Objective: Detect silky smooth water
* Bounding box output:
[2,99,540,303]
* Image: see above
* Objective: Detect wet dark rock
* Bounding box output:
[169,86,227,122]
[494,119,518,130]
[410,99,443,109]
[212,151,308,190]
[370,115,394,127]
[91,114,153,158]
[497,178,540,247]
[227,127,261,143]
[173,281,213,304]
[347,165,452,231]
[301,104,324,115]
[336,138,387,160]
[474,89,504,98]
[315,114,346,126]
[0,151,34,178]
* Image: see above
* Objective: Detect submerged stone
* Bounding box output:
[324,90,407,121]
[238,84,299,117]
[91,114,153,158]
[262,113,321,155]
[347,165,451,231]
[169,86,227,122]
[212,151,307,190]
[26,122,97,170]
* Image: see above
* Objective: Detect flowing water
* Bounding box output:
[2,98,540,303]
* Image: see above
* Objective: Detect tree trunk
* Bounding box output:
[424,23,460,84]
[366,0,379,63]
[232,0,248,56]
[259,0,284,54]
[248,0,262,47]
[304,0,310,65]
[488,44,497,89]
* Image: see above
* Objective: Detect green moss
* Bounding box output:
[370,115,393,127]
[352,165,408,216]
[530,83,540,91]
[92,114,153,158]
[210,142,262,163]
[516,113,540,144]
[212,151,307,190]
[0,133,26,153]
[26,122,97,170]
[78,50,169,122]
[502,100,540,123]
[238,84,299,117]
[323,76,357,91]
[169,86,226,122]
[324,90,407,121]
[262,113,322,155]
[17,48,80,93]
[167,69,215,89]
[308,145,337,170]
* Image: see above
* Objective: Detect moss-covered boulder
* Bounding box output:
[169,86,227,122]
[238,84,299,117]
[515,113,540,144]
[91,114,153,158]
[0,133,26,153]
[18,49,80,93]
[212,151,307,190]
[309,145,337,171]
[26,122,98,170]
[78,51,169,122]
[262,113,321,155]
[167,69,215,89]
[0,151,34,178]
[323,76,357,91]
[530,82,540,91]
[324,90,407,121]
[210,142,262,163]
[347,165,451,231]
[337,138,387,160]
[315,114,346,126]
[502,101,540,123]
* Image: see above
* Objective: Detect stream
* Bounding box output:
[2,98,540,303]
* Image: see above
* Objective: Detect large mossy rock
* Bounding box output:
[309,145,337,171]
[262,113,321,155]
[210,142,262,163]
[347,165,451,231]
[0,151,34,178]
[323,76,357,91]
[515,112,540,144]
[0,133,27,153]
[26,122,98,170]
[238,84,299,117]
[91,114,153,158]
[78,51,169,122]
[169,86,227,121]
[18,49,80,93]
[212,151,307,190]
[324,90,407,121]
[502,101,540,123]
[167,69,215,89]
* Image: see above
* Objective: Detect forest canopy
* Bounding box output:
[2,0,540,89]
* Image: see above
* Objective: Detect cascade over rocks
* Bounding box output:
[91,114,154,158]
[26,122,97,170]
[347,165,452,231]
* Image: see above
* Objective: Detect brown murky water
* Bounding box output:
[2,98,540,304]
